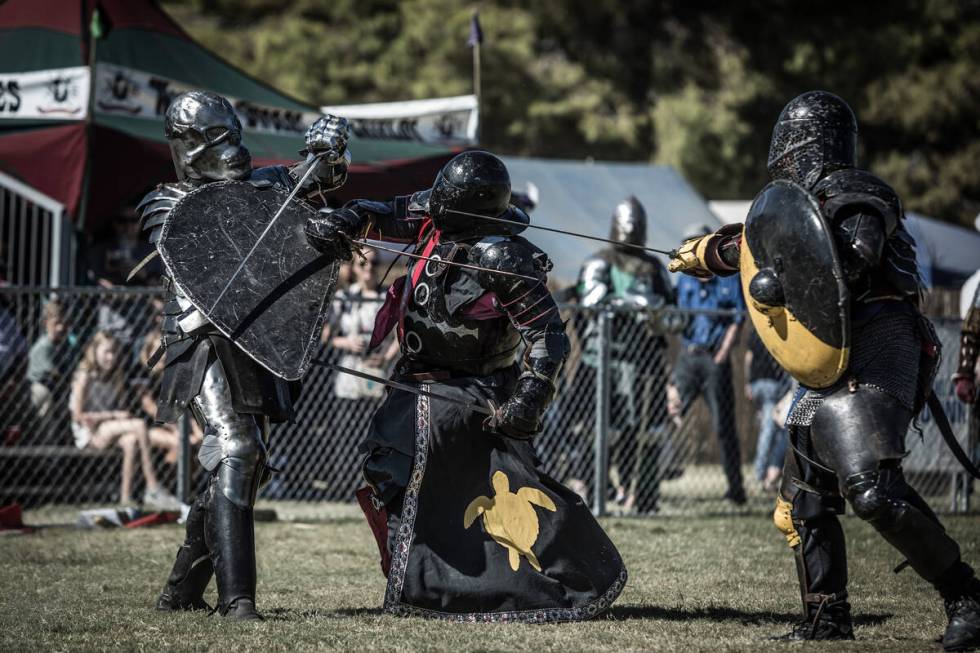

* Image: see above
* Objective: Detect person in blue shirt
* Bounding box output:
[670,225,746,504]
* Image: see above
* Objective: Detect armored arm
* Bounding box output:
[833,209,886,282]
[578,257,611,308]
[479,240,570,438]
[668,224,742,279]
[305,194,425,260]
[955,295,980,403]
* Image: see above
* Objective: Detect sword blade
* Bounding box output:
[209,152,326,313]
[356,240,540,282]
[447,208,678,257]
[314,361,493,416]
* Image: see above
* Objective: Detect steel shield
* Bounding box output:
[157,180,338,380]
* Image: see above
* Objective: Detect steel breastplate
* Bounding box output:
[400,241,521,375]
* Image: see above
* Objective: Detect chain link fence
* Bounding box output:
[0,287,975,516]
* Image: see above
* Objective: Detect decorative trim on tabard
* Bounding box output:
[382,391,628,623]
[382,392,430,611]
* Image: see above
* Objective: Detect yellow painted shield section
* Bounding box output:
[740,233,849,389]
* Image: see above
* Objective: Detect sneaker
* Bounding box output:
[143,487,182,512]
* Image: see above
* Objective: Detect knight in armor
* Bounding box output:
[577,196,678,513]
[305,151,627,621]
[669,91,980,649]
[140,90,351,620]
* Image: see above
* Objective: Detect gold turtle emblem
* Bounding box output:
[463,471,557,572]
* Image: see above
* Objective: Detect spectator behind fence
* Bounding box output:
[26,300,79,423]
[314,251,398,497]
[70,331,180,509]
[744,330,790,492]
[328,250,399,400]
[138,328,203,466]
[669,224,746,505]
[576,196,681,514]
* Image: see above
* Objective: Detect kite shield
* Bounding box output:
[157,180,338,380]
[740,180,850,388]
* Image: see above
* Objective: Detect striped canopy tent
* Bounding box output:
[0,0,456,234]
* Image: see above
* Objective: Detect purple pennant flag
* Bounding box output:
[467,11,483,47]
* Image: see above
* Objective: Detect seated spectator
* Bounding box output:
[744,331,790,492]
[70,331,179,509]
[26,300,79,422]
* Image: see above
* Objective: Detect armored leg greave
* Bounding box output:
[204,478,259,617]
[157,492,213,611]
[190,359,269,618]
[843,465,961,582]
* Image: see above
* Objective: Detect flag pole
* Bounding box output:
[473,37,481,144]
[468,10,483,145]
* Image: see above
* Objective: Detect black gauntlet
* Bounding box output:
[305,206,363,261]
[488,377,554,439]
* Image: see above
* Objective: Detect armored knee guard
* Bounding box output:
[844,465,960,582]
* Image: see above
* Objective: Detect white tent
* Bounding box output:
[501,157,720,286]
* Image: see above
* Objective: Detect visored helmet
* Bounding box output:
[610,195,647,248]
[164,90,251,184]
[767,91,857,189]
[428,151,514,233]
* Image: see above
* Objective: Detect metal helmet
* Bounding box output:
[427,151,512,233]
[767,91,857,189]
[609,196,647,248]
[164,90,252,184]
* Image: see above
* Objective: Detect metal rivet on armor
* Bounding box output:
[424,254,445,277]
[405,330,423,353]
[414,282,430,306]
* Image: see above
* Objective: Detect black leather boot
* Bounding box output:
[775,592,854,641]
[156,493,213,611]
[937,563,980,651]
[205,486,261,621]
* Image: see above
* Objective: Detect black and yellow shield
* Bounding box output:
[740,180,850,388]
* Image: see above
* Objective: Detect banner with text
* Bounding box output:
[321,95,478,145]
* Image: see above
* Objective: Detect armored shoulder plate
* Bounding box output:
[475,236,552,280]
[136,183,194,243]
[813,168,902,235]
[578,255,611,308]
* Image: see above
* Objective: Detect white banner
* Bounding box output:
[321,95,478,145]
[0,66,90,120]
[94,63,321,137]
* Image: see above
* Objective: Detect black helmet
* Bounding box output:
[767,91,857,189]
[428,151,515,234]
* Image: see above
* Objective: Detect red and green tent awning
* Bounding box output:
[0,0,456,229]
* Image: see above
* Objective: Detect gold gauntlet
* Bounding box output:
[668,234,716,279]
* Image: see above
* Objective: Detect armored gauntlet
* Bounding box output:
[305,206,363,261]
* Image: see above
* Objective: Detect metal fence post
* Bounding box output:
[593,310,611,517]
[177,411,192,504]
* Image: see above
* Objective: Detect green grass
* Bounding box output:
[2,505,978,651]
